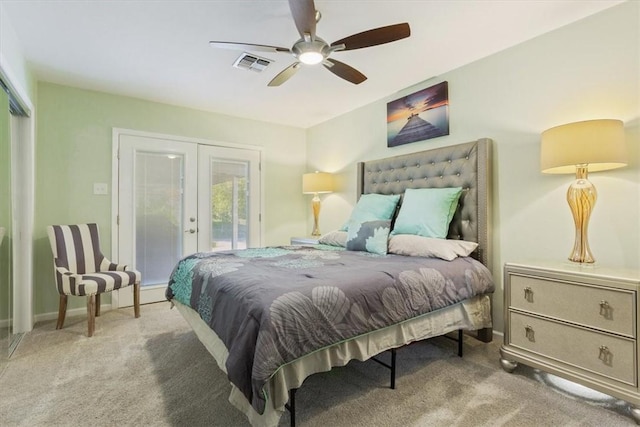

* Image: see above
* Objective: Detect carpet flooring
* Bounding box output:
[0,302,635,426]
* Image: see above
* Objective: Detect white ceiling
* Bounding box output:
[2,0,624,128]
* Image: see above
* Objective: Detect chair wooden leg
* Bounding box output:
[95,293,101,317]
[56,295,68,330]
[133,282,141,318]
[87,295,96,337]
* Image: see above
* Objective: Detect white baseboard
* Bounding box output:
[34,304,113,324]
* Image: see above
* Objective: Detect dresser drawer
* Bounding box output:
[509,273,635,337]
[509,311,636,386]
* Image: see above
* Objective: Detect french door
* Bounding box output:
[115,132,261,306]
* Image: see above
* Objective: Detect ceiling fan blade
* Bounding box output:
[268,62,302,87]
[323,59,367,85]
[209,41,290,54]
[288,0,317,40]
[331,23,410,51]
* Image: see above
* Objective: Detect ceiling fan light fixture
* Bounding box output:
[298,51,324,65]
[292,36,329,65]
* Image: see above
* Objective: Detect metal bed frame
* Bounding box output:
[285,330,465,427]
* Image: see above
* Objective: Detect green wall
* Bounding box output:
[35,83,307,316]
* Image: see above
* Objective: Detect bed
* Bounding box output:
[166,138,494,426]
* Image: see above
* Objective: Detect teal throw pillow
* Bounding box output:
[346,220,391,255]
[391,187,462,239]
[340,193,401,231]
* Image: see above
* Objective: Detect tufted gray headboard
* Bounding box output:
[357,138,492,270]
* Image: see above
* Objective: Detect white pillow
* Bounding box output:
[388,234,478,261]
[318,230,348,247]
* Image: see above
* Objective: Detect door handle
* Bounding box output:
[185,228,196,234]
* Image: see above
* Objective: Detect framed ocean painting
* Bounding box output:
[386,81,449,147]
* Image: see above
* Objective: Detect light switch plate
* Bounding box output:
[93,183,108,195]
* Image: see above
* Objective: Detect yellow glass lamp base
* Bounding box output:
[567,166,597,263]
[311,194,321,236]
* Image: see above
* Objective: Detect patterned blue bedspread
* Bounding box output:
[166,245,494,414]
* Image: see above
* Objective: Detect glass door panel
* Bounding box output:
[135,152,184,286]
[198,145,261,252]
[209,160,249,251]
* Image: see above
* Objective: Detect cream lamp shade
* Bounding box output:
[302,172,334,236]
[540,119,627,264]
[541,119,627,174]
[302,172,334,194]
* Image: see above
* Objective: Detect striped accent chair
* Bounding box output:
[46,223,141,337]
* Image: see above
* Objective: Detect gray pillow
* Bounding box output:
[346,220,391,255]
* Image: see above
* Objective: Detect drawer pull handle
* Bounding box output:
[524,325,535,341]
[523,287,533,302]
[599,300,611,319]
[598,345,612,365]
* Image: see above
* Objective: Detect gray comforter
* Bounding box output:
[166,245,494,414]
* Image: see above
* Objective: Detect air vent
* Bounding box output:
[233,53,273,73]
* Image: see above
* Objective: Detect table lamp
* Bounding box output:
[302,171,334,236]
[540,119,627,263]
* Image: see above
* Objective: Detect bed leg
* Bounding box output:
[458,330,463,357]
[476,327,493,343]
[285,388,297,427]
[370,348,398,389]
[390,347,397,389]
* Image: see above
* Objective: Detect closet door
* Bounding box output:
[0,89,12,360]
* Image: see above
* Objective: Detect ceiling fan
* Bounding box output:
[209,0,410,86]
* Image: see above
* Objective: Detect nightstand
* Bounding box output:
[500,261,640,424]
[290,237,319,246]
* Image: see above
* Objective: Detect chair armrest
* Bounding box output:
[54,264,71,274]
[99,258,142,283]
[54,265,81,280]
[99,257,129,272]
